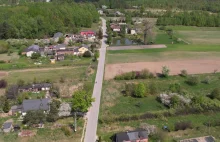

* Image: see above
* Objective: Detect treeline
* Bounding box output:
[0,2,99,39]
[157,11,220,27]
[96,0,220,13]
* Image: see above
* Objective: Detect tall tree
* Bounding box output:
[143,20,154,45]
[72,90,94,113]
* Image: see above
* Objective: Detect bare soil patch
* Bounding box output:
[105,59,220,80]
[108,44,167,50]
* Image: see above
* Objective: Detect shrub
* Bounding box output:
[161,66,170,78]
[149,82,159,95]
[180,70,188,77]
[210,88,220,100]
[83,51,92,57]
[134,83,146,98]
[31,52,41,59]
[203,76,211,84]
[175,121,192,131]
[114,69,154,80]
[159,26,166,30]
[0,60,5,64]
[169,83,181,93]
[61,126,71,136]
[186,75,200,86]
[124,83,135,96]
[0,79,7,88]
[170,95,180,108]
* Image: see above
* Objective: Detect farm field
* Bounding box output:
[106,26,220,79]
[166,26,220,45]
[98,73,220,141]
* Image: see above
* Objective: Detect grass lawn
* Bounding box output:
[0,53,19,61]
[5,66,87,84]
[0,55,92,70]
[0,117,85,142]
[81,21,101,32]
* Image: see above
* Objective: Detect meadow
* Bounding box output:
[98,73,220,141]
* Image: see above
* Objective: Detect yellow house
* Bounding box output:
[78,47,88,54]
[50,59,56,64]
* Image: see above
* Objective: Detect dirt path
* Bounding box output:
[108,44,167,50]
[105,59,220,80]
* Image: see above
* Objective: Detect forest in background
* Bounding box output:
[0,2,99,39]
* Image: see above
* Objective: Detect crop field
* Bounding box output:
[165,26,220,45]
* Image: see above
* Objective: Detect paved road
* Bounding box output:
[84,17,107,142]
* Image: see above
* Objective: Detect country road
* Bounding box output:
[84,18,107,142]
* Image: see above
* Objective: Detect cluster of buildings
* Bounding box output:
[110,23,137,35]
[22,31,96,61]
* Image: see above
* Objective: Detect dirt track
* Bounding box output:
[105,59,220,80]
[108,44,167,50]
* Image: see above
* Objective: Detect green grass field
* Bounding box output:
[5,67,87,84]
[99,73,220,141]
[164,26,220,45]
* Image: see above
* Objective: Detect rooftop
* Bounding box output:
[22,98,50,112]
[116,129,148,142]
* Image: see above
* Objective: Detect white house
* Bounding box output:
[23,45,40,57]
[98,10,103,15]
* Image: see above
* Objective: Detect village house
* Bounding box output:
[110,23,121,32]
[22,45,40,57]
[98,9,103,15]
[80,31,96,38]
[78,44,89,54]
[115,129,148,142]
[53,32,63,42]
[101,5,107,9]
[21,98,51,116]
[53,44,66,51]
[2,121,14,133]
[18,83,52,93]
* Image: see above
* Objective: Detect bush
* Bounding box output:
[180,70,188,77]
[149,82,159,95]
[0,79,7,88]
[124,83,135,96]
[210,88,220,100]
[170,95,180,108]
[162,66,170,78]
[175,121,192,131]
[0,60,6,64]
[83,51,92,57]
[114,69,154,80]
[203,76,211,84]
[186,75,200,86]
[159,26,166,30]
[31,52,41,59]
[134,83,146,98]
[61,126,71,136]
[169,83,181,93]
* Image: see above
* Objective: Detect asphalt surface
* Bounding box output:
[84,17,107,142]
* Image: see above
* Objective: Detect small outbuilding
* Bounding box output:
[2,122,13,133]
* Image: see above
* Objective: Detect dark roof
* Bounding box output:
[22,98,50,112]
[3,122,12,129]
[25,45,40,52]
[74,48,79,52]
[53,32,63,38]
[80,44,89,49]
[116,129,148,142]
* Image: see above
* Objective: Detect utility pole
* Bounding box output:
[74,112,77,132]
